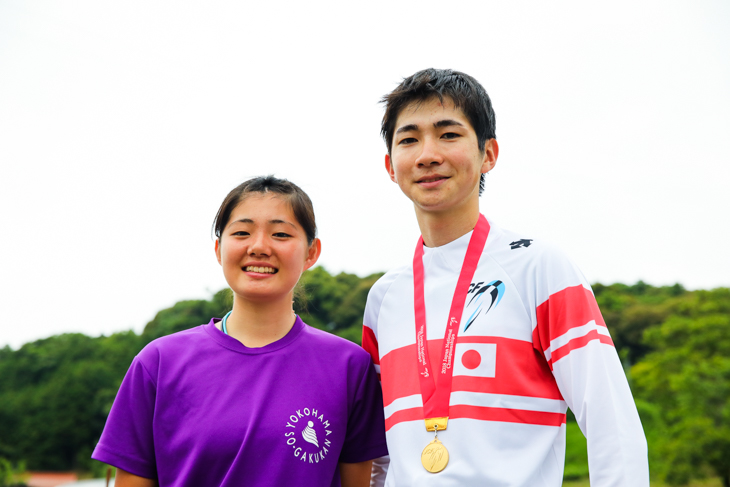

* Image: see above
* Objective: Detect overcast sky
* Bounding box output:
[1,0,729,350]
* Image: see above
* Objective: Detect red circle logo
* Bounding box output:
[461,349,482,370]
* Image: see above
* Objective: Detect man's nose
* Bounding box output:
[414,137,444,167]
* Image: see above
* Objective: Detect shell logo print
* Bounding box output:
[463,280,505,332]
[284,407,333,464]
[302,421,319,447]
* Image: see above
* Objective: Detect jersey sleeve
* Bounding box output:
[531,246,649,486]
[338,352,389,464]
[91,350,158,479]
[362,273,398,484]
[362,269,403,378]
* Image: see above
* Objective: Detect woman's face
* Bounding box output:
[215,193,320,305]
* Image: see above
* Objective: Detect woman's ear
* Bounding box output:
[215,238,222,265]
[304,238,322,271]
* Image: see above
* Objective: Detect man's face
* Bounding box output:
[385,96,497,217]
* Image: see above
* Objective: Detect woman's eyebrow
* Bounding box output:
[232,218,295,228]
[269,219,296,228]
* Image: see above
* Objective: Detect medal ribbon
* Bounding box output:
[413,214,490,424]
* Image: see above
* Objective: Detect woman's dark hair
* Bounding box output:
[213,176,317,245]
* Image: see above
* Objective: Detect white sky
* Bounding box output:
[1,0,729,350]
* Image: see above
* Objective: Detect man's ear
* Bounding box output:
[215,238,222,265]
[304,238,322,271]
[481,139,499,174]
[385,154,397,183]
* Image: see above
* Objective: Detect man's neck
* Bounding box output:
[415,201,481,248]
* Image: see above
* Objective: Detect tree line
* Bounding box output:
[0,269,728,486]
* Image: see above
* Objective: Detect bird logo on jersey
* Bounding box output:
[463,280,505,332]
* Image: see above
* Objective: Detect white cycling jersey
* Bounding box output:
[363,216,649,487]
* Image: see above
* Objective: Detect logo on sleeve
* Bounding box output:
[510,239,533,249]
[284,407,333,465]
[463,280,505,332]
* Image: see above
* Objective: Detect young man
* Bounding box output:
[362,68,649,486]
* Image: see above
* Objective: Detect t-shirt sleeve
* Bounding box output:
[91,353,158,479]
[530,246,649,486]
[338,354,389,463]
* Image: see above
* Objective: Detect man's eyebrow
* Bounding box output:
[434,119,464,129]
[395,123,419,135]
[395,120,464,135]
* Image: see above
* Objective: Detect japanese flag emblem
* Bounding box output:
[453,343,497,378]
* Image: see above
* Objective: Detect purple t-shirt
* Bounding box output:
[92,316,388,486]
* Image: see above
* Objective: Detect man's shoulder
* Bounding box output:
[364,265,410,328]
[487,220,572,267]
[487,221,592,306]
[368,264,410,300]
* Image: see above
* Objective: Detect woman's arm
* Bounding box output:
[115,468,158,487]
[339,460,373,487]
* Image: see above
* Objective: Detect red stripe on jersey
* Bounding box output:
[379,336,562,408]
[549,330,615,368]
[449,405,566,427]
[384,405,566,431]
[385,407,423,430]
[362,326,380,365]
[533,285,607,353]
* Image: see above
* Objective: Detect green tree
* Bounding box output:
[632,288,730,486]
[594,281,687,364]
[0,331,140,470]
[295,266,383,331]
[141,289,232,342]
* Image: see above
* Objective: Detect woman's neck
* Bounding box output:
[224,295,297,348]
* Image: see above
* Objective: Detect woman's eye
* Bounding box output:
[232,231,249,236]
[273,232,292,238]
[442,132,460,139]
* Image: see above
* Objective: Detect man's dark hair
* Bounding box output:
[380,68,497,195]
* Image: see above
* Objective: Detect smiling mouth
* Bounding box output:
[418,175,449,183]
[244,266,278,274]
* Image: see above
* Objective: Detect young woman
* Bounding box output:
[92,176,388,487]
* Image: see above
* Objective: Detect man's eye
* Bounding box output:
[232,231,249,236]
[442,132,461,139]
[398,137,417,145]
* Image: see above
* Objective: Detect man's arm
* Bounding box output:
[533,276,649,485]
[361,273,397,487]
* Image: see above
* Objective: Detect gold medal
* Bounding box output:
[421,437,449,473]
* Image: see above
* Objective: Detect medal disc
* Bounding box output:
[421,438,449,473]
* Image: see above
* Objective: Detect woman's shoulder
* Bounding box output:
[136,320,215,364]
[298,322,371,362]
